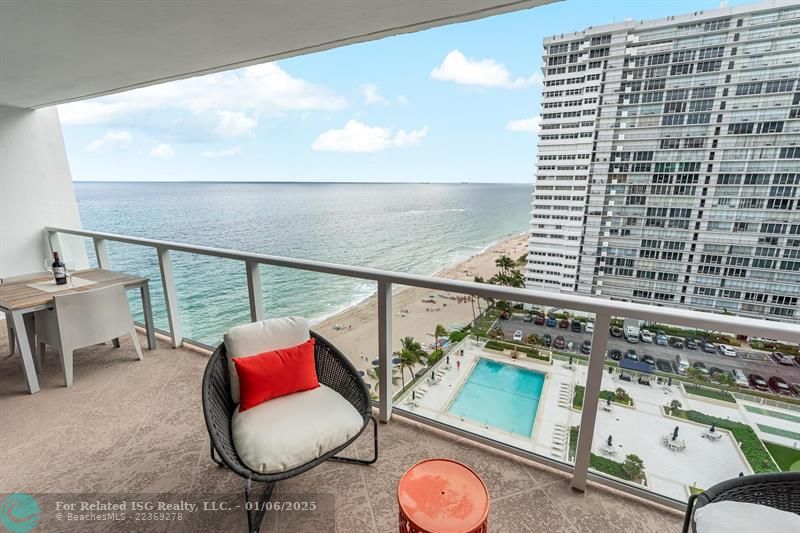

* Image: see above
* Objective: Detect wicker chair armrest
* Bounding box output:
[311,331,371,415]
[202,344,252,477]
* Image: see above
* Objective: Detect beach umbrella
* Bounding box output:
[372,359,380,366]
[446,355,450,365]
[709,424,715,433]
[607,435,613,447]
[569,356,573,366]
[672,426,679,441]
[392,357,401,366]
[608,366,613,374]
[668,377,673,387]
[607,398,612,406]
[412,390,416,401]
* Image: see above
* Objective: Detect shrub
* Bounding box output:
[484,340,549,362]
[449,330,468,343]
[427,349,444,365]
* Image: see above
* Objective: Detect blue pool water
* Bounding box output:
[447,359,545,437]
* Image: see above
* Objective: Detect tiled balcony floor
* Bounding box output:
[0,326,683,532]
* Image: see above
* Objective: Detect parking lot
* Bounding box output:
[497,314,800,388]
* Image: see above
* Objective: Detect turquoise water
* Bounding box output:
[73,182,531,345]
[448,358,544,437]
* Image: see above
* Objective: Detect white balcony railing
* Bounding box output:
[45,226,800,511]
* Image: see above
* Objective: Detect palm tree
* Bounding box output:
[395,336,427,390]
[715,372,734,390]
[686,367,707,389]
[495,255,515,275]
[434,324,447,352]
[668,399,682,415]
[622,454,645,482]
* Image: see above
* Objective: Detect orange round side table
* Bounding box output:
[397,459,490,533]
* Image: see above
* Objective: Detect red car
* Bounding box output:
[534,315,545,326]
[554,336,566,349]
[558,319,569,329]
[748,374,769,391]
[768,376,793,396]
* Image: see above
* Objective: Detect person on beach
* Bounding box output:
[456,360,461,372]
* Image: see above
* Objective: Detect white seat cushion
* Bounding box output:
[231,384,363,474]
[694,501,800,533]
[224,316,310,404]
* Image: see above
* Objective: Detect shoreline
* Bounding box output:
[315,232,529,387]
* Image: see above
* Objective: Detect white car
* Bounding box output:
[640,329,653,343]
[719,344,737,357]
[585,322,595,334]
[513,330,524,342]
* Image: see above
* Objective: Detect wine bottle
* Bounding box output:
[52,252,67,285]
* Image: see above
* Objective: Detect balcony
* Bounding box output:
[0,326,683,532]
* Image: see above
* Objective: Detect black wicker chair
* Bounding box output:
[202,330,377,533]
[682,472,800,533]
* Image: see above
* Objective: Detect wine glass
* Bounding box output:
[43,259,54,283]
[64,261,75,287]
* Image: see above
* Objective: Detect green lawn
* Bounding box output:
[764,441,800,472]
[683,385,735,403]
[568,426,645,484]
[573,385,634,410]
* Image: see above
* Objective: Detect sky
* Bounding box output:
[60,0,751,183]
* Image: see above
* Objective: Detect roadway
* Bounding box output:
[498,314,800,388]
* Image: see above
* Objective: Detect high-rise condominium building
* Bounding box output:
[527,0,800,323]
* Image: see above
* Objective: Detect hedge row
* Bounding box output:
[484,340,550,362]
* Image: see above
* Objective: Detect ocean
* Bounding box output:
[74,182,532,345]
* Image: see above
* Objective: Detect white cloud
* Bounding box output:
[58,63,347,134]
[397,95,409,105]
[86,130,132,151]
[506,115,541,133]
[201,146,242,158]
[431,50,541,89]
[213,111,258,137]
[361,83,388,105]
[150,143,174,159]
[312,120,428,153]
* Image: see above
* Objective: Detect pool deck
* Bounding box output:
[398,339,758,501]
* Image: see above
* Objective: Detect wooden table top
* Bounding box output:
[0,269,148,311]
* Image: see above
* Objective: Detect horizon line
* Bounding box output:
[72,179,533,185]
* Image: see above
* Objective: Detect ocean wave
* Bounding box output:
[398,208,467,215]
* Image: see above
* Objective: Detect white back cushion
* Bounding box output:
[224,316,310,404]
[694,501,800,533]
[231,384,363,474]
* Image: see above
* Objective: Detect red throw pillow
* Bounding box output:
[233,338,319,412]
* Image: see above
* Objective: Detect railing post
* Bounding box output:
[377,280,392,422]
[572,311,612,492]
[157,247,183,348]
[93,238,110,269]
[246,261,263,322]
[46,229,61,256]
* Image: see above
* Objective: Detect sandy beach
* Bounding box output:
[315,232,528,386]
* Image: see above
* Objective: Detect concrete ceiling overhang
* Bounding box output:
[0,0,554,109]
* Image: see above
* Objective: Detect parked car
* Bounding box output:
[580,340,591,355]
[541,334,552,347]
[718,344,737,357]
[522,313,533,323]
[692,361,709,375]
[668,337,685,349]
[546,316,557,327]
[675,354,690,374]
[731,368,748,387]
[554,336,566,349]
[709,366,724,377]
[570,320,583,333]
[685,338,699,350]
[640,329,653,343]
[534,315,545,326]
[513,330,524,342]
[608,349,623,361]
[655,359,674,373]
[773,352,795,366]
[625,349,638,361]
[641,354,655,367]
[702,340,717,354]
[655,331,668,346]
[768,376,793,396]
[558,319,569,329]
[610,326,623,337]
[748,373,769,391]
[585,322,595,334]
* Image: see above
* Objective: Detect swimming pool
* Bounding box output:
[447,358,545,437]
